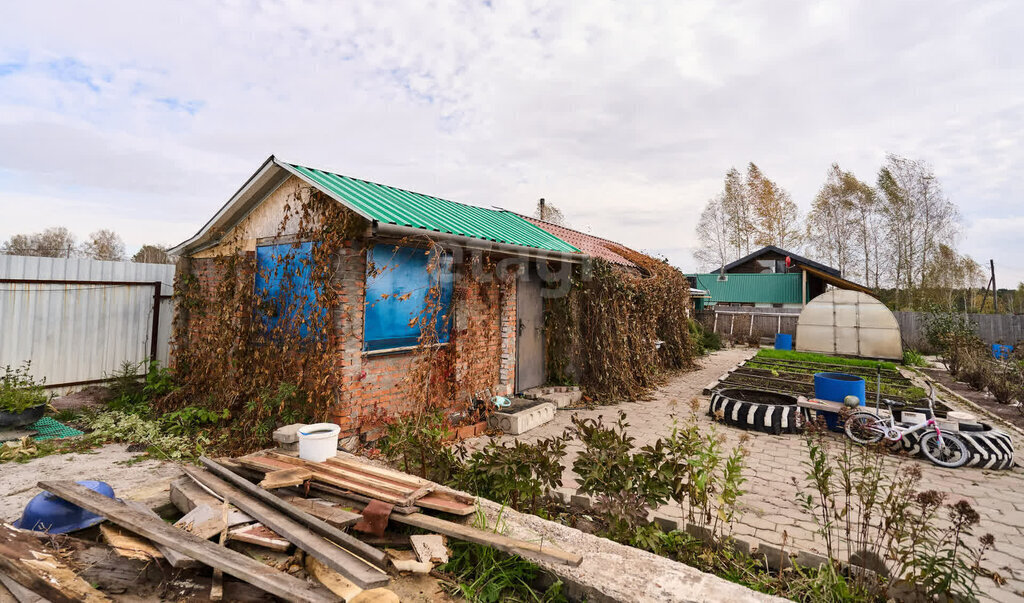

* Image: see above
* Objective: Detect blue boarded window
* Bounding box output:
[364,245,453,351]
[254,241,324,340]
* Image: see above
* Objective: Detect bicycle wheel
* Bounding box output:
[844,412,885,444]
[920,431,970,468]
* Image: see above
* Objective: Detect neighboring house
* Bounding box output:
[169,156,584,434]
[688,245,871,309]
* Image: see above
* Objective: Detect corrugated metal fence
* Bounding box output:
[0,256,175,388]
[697,306,1024,352]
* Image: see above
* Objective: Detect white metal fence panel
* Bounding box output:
[0,255,175,388]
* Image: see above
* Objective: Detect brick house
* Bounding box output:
[169,156,586,434]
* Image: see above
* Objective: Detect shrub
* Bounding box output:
[377,410,464,484]
[0,361,50,414]
[458,435,568,515]
[689,320,721,355]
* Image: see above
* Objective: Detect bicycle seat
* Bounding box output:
[884,399,906,409]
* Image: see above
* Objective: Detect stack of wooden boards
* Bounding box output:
[237,451,476,515]
[0,449,584,602]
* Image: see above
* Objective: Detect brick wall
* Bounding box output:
[178,240,519,437]
[328,243,518,436]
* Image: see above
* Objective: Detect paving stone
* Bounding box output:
[469,348,1024,603]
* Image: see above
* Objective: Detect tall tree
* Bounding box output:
[533,198,565,225]
[693,194,732,271]
[719,167,753,258]
[80,229,126,261]
[877,154,959,307]
[132,244,172,264]
[746,163,802,249]
[1,226,76,257]
[806,164,876,280]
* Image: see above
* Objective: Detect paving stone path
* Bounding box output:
[467,347,1024,602]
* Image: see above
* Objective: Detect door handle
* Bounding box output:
[518,319,524,337]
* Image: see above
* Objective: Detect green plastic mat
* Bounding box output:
[28,417,84,441]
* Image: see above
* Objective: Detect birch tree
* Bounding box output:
[747,163,803,249]
[693,194,732,271]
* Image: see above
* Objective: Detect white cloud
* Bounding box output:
[0,0,1021,284]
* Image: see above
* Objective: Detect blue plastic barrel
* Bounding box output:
[814,372,866,431]
[774,333,793,350]
[992,344,1013,360]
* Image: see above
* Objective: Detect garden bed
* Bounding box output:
[923,366,1024,432]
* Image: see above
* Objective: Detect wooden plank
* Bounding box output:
[186,465,388,589]
[0,522,111,603]
[229,524,292,552]
[266,453,424,500]
[198,457,387,568]
[261,455,412,502]
[392,512,583,567]
[410,535,448,564]
[174,504,252,540]
[36,481,334,603]
[237,459,417,514]
[325,454,430,487]
[278,496,361,528]
[260,468,313,490]
[211,501,230,601]
[121,501,200,569]
[414,493,474,516]
[99,524,163,561]
[170,476,222,514]
[0,571,46,603]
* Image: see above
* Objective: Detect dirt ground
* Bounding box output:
[0,444,183,522]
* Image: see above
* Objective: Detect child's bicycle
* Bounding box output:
[843,383,970,468]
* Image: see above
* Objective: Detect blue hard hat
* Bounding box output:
[13,480,116,534]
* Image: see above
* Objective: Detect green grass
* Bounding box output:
[755,349,898,371]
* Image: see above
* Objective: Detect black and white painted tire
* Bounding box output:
[892,424,1015,470]
[708,388,809,435]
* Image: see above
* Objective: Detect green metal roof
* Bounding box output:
[688,273,807,304]
[282,162,581,254]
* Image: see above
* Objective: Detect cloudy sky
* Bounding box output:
[1,1,1021,284]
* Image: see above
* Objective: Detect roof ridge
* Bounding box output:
[282,160,493,213]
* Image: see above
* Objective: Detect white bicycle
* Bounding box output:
[843,384,970,468]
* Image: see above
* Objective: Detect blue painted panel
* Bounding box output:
[364,245,453,351]
[254,241,322,339]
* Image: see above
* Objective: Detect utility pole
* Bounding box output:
[991,259,998,313]
[980,259,998,313]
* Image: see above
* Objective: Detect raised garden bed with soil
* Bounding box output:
[923,366,1024,432]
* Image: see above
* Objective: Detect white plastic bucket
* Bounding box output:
[297,423,340,463]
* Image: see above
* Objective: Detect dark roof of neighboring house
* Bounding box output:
[717,245,841,277]
[515,214,639,269]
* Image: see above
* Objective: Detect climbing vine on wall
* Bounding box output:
[166,184,365,452]
[546,251,696,402]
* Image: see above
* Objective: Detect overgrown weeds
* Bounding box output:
[0,361,51,414]
[797,422,994,600]
[438,508,566,603]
